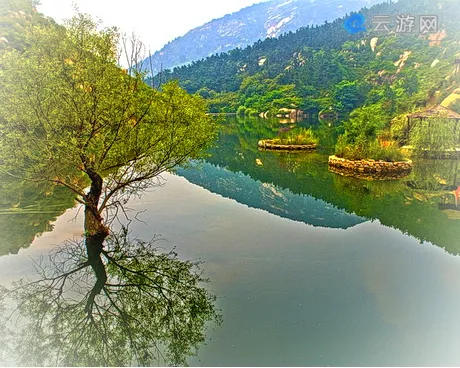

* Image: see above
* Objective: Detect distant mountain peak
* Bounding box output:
[140,0,383,74]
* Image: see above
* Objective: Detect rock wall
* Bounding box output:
[258,140,317,151]
[328,166,412,181]
[328,155,412,178]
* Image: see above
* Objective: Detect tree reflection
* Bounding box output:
[0,228,221,366]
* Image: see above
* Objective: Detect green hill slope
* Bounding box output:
[139,0,383,75]
[161,0,460,119]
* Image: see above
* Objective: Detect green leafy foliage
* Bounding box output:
[272,128,319,145]
[335,137,406,161]
[158,0,460,160]
[333,80,368,114]
[0,13,217,232]
[335,104,406,161]
[409,117,460,158]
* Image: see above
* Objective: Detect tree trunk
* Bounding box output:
[83,165,110,315]
[84,167,109,238]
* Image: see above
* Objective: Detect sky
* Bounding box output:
[37,0,267,53]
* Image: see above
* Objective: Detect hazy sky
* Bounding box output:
[37,0,267,53]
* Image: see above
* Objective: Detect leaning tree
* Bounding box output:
[0,13,217,245]
[0,12,219,365]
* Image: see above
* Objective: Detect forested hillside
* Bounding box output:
[140,0,382,74]
[0,0,51,52]
[160,0,460,124]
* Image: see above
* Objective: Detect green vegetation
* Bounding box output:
[0,3,221,365]
[0,11,216,241]
[409,117,460,158]
[164,0,459,116]
[272,128,319,146]
[334,104,406,161]
[200,116,460,255]
[159,0,460,160]
[335,137,406,161]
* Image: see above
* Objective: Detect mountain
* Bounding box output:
[0,0,52,53]
[140,0,383,74]
[161,0,460,122]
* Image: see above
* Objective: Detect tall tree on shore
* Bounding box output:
[0,13,217,245]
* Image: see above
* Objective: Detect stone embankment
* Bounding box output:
[258,140,317,151]
[328,155,412,180]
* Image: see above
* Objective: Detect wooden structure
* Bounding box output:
[455,58,460,75]
[406,105,460,139]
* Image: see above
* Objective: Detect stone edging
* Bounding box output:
[328,155,412,176]
[328,166,412,181]
[258,139,317,151]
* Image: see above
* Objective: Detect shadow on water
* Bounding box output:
[177,116,460,254]
[0,227,221,366]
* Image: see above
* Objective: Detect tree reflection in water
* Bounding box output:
[0,228,221,366]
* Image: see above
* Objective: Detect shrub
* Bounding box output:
[366,141,406,162]
[335,138,406,161]
[236,106,246,116]
[246,108,259,117]
[409,117,459,158]
[341,104,386,144]
[334,103,407,161]
[273,128,319,145]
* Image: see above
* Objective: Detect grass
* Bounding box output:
[335,138,407,162]
[271,128,319,146]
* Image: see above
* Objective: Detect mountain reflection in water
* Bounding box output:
[1,117,460,366]
[177,162,366,229]
[2,117,460,255]
[175,117,460,254]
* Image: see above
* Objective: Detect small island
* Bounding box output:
[258,128,319,151]
[328,156,413,180]
[328,105,413,179]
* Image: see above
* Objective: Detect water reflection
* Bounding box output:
[178,162,366,229]
[0,178,76,255]
[2,116,460,255]
[177,117,460,254]
[2,117,460,366]
[0,228,221,366]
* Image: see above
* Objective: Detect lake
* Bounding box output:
[1,116,460,366]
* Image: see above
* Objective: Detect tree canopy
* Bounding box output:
[0,13,217,237]
[0,12,220,365]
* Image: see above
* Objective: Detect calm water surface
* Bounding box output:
[1,117,460,366]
